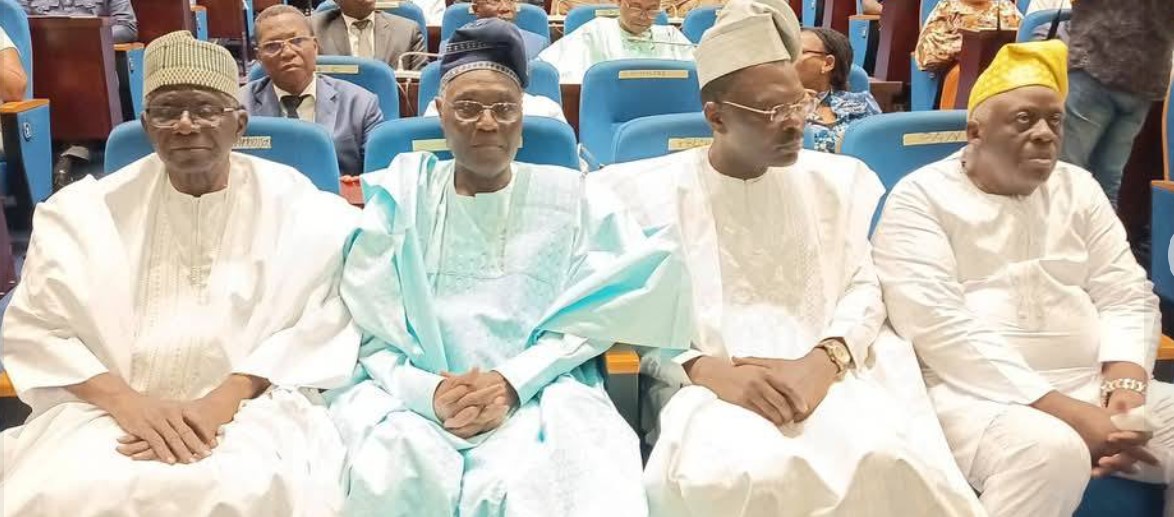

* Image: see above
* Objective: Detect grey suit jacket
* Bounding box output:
[311,10,427,71]
[238,75,384,174]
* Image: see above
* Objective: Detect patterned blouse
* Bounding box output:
[806,89,882,154]
[915,0,1022,72]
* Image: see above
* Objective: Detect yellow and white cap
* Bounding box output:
[143,31,239,101]
[968,39,1068,112]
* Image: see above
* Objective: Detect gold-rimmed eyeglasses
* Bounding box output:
[722,91,819,124]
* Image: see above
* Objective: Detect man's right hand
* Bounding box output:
[684,356,802,426]
[1032,391,1157,475]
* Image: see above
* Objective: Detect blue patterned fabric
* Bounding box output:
[806,89,882,154]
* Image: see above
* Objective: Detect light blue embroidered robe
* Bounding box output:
[326,152,691,517]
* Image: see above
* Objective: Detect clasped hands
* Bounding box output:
[687,345,840,427]
[432,368,519,439]
[107,390,239,465]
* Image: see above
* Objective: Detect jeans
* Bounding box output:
[1060,70,1154,208]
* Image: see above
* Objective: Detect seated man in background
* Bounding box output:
[537,0,694,84]
[18,0,137,43]
[0,31,359,516]
[312,0,427,71]
[327,18,691,517]
[470,0,548,59]
[915,0,1020,108]
[592,0,983,514]
[796,27,880,153]
[245,5,384,174]
[873,40,1174,517]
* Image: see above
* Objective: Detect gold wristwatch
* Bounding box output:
[816,339,852,377]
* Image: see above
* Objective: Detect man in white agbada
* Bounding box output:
[873,40,1174,517]
[0,31,359,516]
[326,19,691,516]
[590,0,983,515]
[536,0,694,84]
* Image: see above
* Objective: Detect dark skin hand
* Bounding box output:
[684,343,840,426]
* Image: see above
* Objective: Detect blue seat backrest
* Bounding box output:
[681,6,719,44]
[1016,8,1071,42]
[839,110,968,228]
[564,4,669,35]
[1152,184,1174,303]
[1016,0,1031,14]
[247,56,401,119]
[316,0,430,49]
[579,59,702,166]
[103,117,343,193]
[0,0,32,97]
[441,3,550,42]
[611,112,711,164]
[363,116,580,171]
[849,64,870,93]
[416,59,562,114]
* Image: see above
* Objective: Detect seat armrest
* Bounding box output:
[603,345,641,434]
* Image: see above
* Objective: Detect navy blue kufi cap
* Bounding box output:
[440,18,529,89]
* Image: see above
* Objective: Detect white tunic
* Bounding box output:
[536,17,696,84]
[872,153,1170,484]
[591,148,983,516]
[1,154,361,516]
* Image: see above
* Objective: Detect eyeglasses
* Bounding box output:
[801,49,829,56]
[258,36,314,57]
[449,100,522,123]
[144,105,238,128]
[622,4,663,19]
[722,92,818,124]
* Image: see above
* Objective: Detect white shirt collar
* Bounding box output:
[341,11,375,29]
[273,74,318,100]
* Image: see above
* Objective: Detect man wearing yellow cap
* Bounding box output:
[592,0,983,514]
[874,40,1174,517]
[0,31,359,515]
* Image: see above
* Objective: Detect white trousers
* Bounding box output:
[949,382,1174,517]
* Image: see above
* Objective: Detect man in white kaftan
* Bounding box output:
[537,0,694,84]
[874,40,1174,517]
[326,20,691,517]
[0,32,359,516]
[590,1,982,515]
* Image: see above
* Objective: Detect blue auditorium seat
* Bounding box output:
[840,110,967,229]
[563,4,669,36]
[363,116,580,171]
[316,0,430,50]
[611,112,816,164]
[681,5,719,44]
[441,2,550,42]
[1016,8,1071,43]
[611,112,711,164]
[103,117,343,193]
[247,56,401,119]
[849,64,870,93]
[579,59,701,167]
[416,59,562,114]
[0,0,52,210]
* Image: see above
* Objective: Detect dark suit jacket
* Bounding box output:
[238,75,384,174]
[311,10,427,71]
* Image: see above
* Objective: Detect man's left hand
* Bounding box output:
[731,345,840,422]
